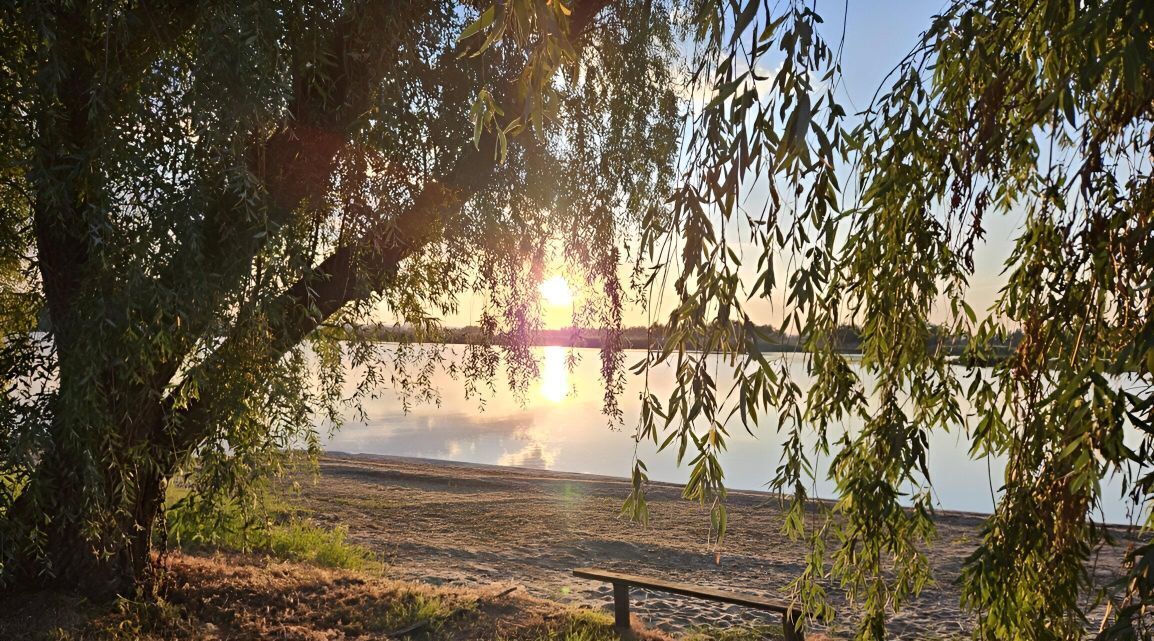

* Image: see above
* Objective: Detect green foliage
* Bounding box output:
[0,0,677,598]
[2,0,1152,639]
[616,0,1154,639]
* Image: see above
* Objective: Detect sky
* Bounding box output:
[436,0,1026,331]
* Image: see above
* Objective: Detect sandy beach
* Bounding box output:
[293,454,1132,639]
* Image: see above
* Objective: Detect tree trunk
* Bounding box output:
[4,432,171,600]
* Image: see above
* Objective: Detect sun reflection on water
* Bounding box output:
[539,345,570,403]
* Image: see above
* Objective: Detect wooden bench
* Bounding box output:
[572,567,805,641]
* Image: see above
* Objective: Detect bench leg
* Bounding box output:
[612,582,630,629]
[782,610,804,641]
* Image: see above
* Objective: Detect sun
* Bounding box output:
[539,275,573,307]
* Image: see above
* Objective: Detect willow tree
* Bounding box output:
[622,1,1154,640]
[0,0,679,597]
[2,1,1153,640]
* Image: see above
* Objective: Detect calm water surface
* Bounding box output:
[324,345,1143,523]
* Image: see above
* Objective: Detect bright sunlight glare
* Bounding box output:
[539,275,573,307]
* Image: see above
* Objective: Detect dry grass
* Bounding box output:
[0,552,675,641]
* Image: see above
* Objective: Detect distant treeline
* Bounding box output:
[344,323,802,351]
[343,323,1024,361]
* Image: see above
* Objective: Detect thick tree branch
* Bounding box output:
[130,1,428,444]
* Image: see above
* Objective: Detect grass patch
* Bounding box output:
[362,591,460,637]
[498,607,687,641]
[536,609,624,641]
[164,484,379,571]
[265,521,377,569]
[682,623,784,641]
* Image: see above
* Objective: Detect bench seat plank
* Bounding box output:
[572,567,795,613]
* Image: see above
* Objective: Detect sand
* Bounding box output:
[292,454,1133,640]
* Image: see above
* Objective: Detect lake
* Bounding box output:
[324,344,1143,524]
